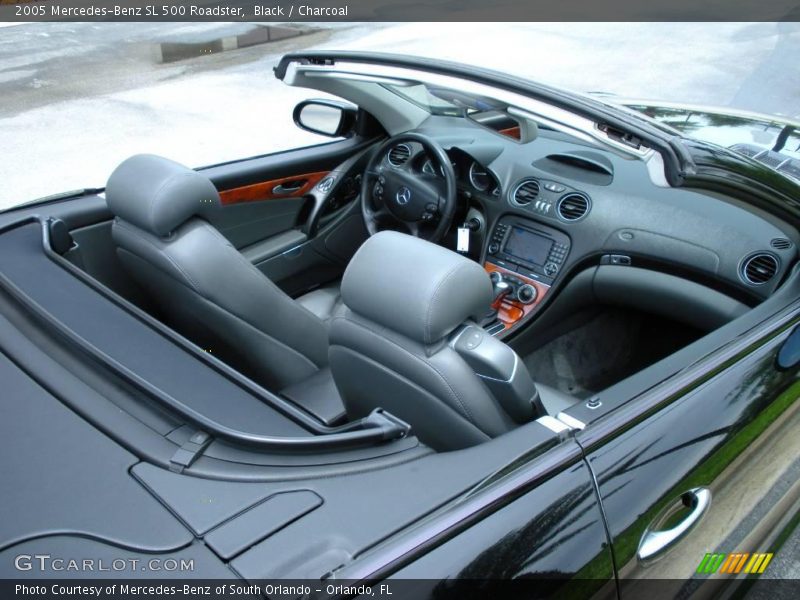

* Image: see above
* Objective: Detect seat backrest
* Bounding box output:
[329,231,539,450]
[106,154,328,390]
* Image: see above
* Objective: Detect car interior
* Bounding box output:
[35,56,800,456]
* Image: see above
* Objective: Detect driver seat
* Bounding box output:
[106,154,341,391]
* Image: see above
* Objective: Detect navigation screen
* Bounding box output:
[504,227,553,266]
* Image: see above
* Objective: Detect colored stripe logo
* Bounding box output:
[696,552,773,574]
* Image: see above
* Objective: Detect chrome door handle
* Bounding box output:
[272,181,305,195]
[637,487,711,563]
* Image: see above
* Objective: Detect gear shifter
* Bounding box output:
[491,280,512,310]
[482,272,511,328]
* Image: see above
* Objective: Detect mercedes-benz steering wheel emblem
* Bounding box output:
[396,186,412,205]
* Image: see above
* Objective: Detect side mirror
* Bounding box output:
[293,99,357,138]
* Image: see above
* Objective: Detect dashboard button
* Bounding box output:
[464,330,484,350]
[544,182,566,193]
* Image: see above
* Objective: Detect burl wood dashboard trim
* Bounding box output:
[484,262,551,331]
[218,171,329,205]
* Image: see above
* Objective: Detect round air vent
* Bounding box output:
[771,237,792,250]
[741,253,779,285]
[557,193,591,221]
[511,179,540,206]
[387,144,411,167]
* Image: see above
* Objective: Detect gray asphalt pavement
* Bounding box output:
[0,22,798,207]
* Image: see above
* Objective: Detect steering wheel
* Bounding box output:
[361,133,457,243]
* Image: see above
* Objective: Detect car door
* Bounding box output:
[332,436,617,599]
[579,294,800,597]
[199,120,378,297]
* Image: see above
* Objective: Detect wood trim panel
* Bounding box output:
[218,171,329,205]
[484,262,550,331]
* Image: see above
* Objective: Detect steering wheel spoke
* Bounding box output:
[372,204,393,221]
[405,219,440,241]
[363,194,389,220]
[404,221,420,237]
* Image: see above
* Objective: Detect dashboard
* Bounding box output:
[381,118,799,332]
[389,142,503,199]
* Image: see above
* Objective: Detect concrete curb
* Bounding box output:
[153,24,314,63]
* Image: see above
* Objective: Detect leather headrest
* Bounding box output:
[106,154,220,237]
[341,231,493,344]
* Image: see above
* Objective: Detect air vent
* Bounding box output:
[729,143,762,158]
[756,151,787,169]
[546,152,614,176]
[387,144,411,167]
[557,193,590,221]
[771,237,792,250]
[511,179,540,206]
[741,253,779,285]
[777,160,800,181]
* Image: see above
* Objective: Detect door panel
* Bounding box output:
[239,229,308,266]
[583,316,800,597]
[202,137,365,192]
[254,243,342,298]
[322,212,370,263]
[218,171,330,205]
[210,197,307,250]
[199,137,375,291]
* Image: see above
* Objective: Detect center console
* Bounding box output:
[484,216,571,331]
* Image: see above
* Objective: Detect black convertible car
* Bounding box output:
[2,52,799,598]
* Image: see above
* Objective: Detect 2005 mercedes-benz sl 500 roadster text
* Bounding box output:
[1,52,799,598]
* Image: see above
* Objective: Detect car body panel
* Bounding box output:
[376,453,616,599]
[582,307,800,594]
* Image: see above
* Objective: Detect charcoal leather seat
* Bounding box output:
[106,154,341,391]
[329,231,546,450]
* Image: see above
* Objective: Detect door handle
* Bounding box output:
[637,487,711,563]
[777,323,800,370]
[272,180,306,195]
